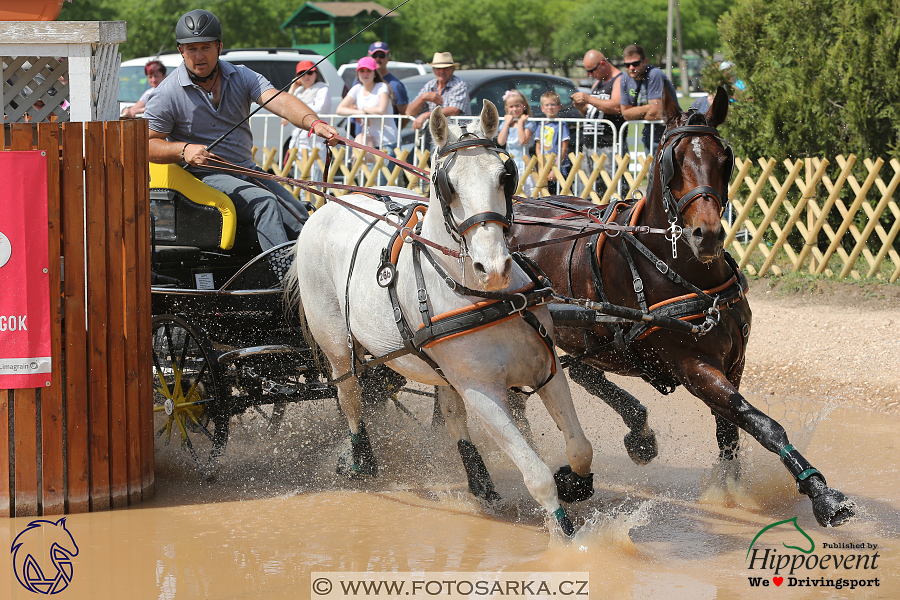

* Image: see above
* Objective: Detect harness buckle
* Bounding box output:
[512,292,529,316]
[400,226,414,243]
[633,277,644,294]
[655,260,669,274]
[417,288,428,303]
[393,307,403,323]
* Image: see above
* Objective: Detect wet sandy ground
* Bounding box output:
[2,288,899,599]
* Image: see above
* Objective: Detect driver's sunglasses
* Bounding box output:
[623,59,643,69]
[372,52,387,59]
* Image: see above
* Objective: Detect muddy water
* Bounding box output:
[2,377,898,599]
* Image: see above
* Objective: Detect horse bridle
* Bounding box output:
[656,118,735,221]
[432,133,518,242]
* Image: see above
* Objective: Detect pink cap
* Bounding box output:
[356,56,378,71]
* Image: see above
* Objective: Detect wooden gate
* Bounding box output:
[1,120,153,517]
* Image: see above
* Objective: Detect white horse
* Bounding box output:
[286,101,594,535]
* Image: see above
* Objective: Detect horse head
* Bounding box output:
[656,87,733,263]
[429,100,513,290]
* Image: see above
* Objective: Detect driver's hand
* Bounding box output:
[182,143,210,166]
[313,121,340,147]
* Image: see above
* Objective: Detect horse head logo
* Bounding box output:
[11,518,79,594]
[746,516,815,560]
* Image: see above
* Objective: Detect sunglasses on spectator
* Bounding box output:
[300,70,317,75]
[584,61,603,74]
[372,52,387,59]
[623,59,643,69]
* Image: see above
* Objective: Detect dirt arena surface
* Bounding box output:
[742,278,900,415]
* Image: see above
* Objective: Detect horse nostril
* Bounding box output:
[473,262,486,275]
[692,227,704,239]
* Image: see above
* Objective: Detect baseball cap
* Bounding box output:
[368,41,389,55]
[296,60,316,74]
[357,56,378,71]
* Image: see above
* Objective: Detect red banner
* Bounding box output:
[0,151,51,389]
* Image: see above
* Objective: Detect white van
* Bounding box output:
[118,49,346,116]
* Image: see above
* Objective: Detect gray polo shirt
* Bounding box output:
[145,60,272,169]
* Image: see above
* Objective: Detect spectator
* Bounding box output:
[571,49,625,196]
[283,60,331,180]
[335,56,398,152]
[496,89,536,196]
[536,90,571,196]
[690,91,713,114]
[619,43,678,155]
[368,41,409,115]
[146,9,338,251]
[122,60,167,117]
[406,52,470,131]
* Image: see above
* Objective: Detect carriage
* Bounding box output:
[148,162,343,479]
[147,92,855,533]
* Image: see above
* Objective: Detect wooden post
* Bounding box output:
[1,120,153,516]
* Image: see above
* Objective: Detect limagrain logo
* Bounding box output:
[11,518,79,594]
[745,516,881,590]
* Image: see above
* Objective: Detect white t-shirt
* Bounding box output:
[347,81,397,146]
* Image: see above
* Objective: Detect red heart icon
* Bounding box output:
[773,577,783,586]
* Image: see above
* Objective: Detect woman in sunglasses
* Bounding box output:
[284,60,332,180]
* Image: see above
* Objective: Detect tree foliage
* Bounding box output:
[551,0,729,75]
[718,0,900,160]
[58,0,728,74]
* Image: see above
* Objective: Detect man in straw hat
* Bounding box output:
[406,51,470,130]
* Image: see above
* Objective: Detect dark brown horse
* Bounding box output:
[508,88,855,527]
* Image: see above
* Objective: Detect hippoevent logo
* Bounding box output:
[11,518,79,594]
[745,517,880,590]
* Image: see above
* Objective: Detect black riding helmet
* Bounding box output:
[175,9,222,44]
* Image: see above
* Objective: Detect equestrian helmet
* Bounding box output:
[175,10,222,44]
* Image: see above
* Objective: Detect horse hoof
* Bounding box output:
[554,465,594,503]
[799,475,855,527]
[812,487,856,527]
[554,507,575,537]
[624,428,658,465]
[336,447,378,479]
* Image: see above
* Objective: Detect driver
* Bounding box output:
[145,9,339,251]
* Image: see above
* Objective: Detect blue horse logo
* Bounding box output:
[11,518,79,594]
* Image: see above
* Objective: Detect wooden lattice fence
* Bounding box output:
[255,145,898,283]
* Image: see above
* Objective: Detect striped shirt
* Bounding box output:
[414,75,471,116]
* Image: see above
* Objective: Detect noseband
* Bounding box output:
[432,133,518,242]
[655,117,735,221]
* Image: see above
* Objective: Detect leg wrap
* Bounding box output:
[350,422,377,477]
[780,445,823,488]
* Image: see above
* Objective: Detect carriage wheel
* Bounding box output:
[152,315,230,480]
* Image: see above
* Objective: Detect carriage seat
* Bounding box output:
[149,162,238,251]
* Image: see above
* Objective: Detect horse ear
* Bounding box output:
[430,107,449,147]
[662,86,681,126]
[480,99,499,139]
[707,86,729,128]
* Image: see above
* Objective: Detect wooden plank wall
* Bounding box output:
[0,121,153,516]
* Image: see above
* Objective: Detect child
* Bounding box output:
[536,90,571,195]
[496,89,536,196]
